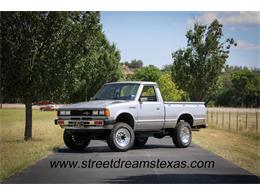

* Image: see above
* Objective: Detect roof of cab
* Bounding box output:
[106,81,157,85]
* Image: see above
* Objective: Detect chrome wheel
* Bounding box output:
[115,128,131,147]
[180,126,191,145]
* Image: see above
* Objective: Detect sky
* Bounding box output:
[100,12,260,69]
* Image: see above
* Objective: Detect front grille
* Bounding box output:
[70,117,92,120]
[70,110,92,116]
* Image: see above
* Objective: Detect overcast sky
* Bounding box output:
[101,11,260,69]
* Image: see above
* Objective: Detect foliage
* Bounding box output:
[171,19,236,101]
[131,65,186,101]
[64,35,122,103]
[157,73,186,101]
[131,65,161,82]
[161,64,173,72]
[215,67,260,107]
[123,59,143,69]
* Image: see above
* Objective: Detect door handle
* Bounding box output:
[156,108,160,110]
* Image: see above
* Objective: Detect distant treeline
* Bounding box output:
[126,64,260,108]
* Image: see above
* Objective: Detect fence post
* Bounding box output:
[236,112,239,131]
[216,111,218,127]
[245,112,248,130]
[229,111,231,130]
[256,112,258,133]
[222,111,224,129]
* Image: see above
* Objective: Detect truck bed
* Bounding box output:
[163,101,206,128]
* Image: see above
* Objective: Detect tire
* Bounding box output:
[63,130,90,150]
[107,122,135,152]
[172,121,192,148]
[134,137,148,147]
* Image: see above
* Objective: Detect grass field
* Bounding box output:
[0,109,63,181]
[0,108,259,182]
[193,128,260,175]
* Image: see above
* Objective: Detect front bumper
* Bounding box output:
[54,118,115,130]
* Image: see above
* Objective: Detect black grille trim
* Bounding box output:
[70,110,93,116]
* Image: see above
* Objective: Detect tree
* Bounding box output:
[162,64,173,72]
[157,73,186,101]
[1,12,115,140]
[215,67,260,107]
[131,65,161,82]
[124,59,143,69]
[171,19,236,102]
[62,32,122,102]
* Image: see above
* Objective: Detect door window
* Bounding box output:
[140,86,157,101]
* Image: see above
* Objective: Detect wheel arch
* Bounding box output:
[115,112,135,130]
[177,113,194,127]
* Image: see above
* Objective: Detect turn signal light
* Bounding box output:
[57,120,64,125]
[104,108,110,117]
[95,120,103,126]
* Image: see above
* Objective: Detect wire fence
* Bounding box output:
[207,108,260,134]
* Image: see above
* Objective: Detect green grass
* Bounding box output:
[193,128,260,176]
[0,108,63,182]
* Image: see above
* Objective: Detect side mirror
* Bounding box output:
[90,97,94,101]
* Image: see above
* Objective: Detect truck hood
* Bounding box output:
[58,100,128,110]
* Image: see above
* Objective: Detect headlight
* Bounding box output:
[98,109,109,116]
[92,110,99,115]
[99,110,105,115]
[59,110,70,116]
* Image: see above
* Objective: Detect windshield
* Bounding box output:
[93,83,140,100]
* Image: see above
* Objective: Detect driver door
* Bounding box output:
[136,85,164,131]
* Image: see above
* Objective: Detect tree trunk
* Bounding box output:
[24,97,32,141]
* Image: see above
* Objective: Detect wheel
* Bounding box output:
[63,130,90,150]
[134,137,148,147]
[172,121,192,148]
[107,122,135,152]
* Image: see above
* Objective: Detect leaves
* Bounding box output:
[131,66,185,101]
[1,12,122,103]
[171,19,236,102]
[157,73,186,101]
[131,65,161,82]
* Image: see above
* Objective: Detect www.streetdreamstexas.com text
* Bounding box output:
[50,159,215,169]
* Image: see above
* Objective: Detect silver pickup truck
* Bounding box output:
[55,81,207,152]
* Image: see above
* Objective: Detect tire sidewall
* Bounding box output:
[134,137,148,146]
[63,130,90,150]
[110,122,135,151]
[176,121,192,147]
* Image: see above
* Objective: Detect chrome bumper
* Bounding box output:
[54,118,115,130]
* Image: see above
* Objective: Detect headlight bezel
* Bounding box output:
[92,109,107,116]
[59,110,71,116]
[99,110,105,115]
[58,109,109,117]
[92,110,99,115]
